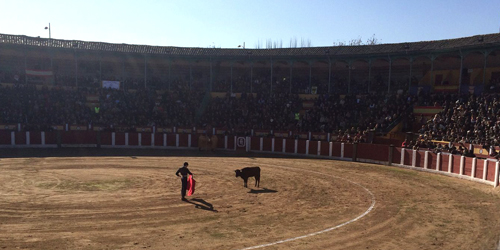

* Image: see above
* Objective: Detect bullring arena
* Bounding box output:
[2,31,500,250]
[1,136,500,250]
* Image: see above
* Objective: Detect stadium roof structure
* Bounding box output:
[1,33,500,59]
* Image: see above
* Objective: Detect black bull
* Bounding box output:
[235,166,261,188]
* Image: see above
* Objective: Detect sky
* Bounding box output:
[1,0,500,49]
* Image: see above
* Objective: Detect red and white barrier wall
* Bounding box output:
[1,131,498,187]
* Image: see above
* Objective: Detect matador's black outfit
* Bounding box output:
[175,166,193,200]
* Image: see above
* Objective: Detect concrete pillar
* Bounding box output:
[424,151,429,169]
[412,150,417,167]
[460,156,465,175]
[495,161,499,187]
[471,158,477,178]
[41,131,46,145]
[436,153,441,171]
[401,148,405,165]
[483,160,488,180]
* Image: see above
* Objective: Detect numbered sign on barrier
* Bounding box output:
[237,137,246,148]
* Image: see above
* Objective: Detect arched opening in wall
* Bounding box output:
[350,60,369,94]
[370,58,390,94]
[485,50,500,93]
[462,51,486,89]
[410,56,432,94]
[100,54,122,87]
[25,48,54,86]
[188,59,208,92]
[147,55,169,90]
[122,54,146,90]
[291,60,309,94]
[232,60,251,93]
[0,46,26,85]
[75,52,101,89]
[272,60,289,94]
[331,60,348,95]
[390,57,411,94]
[212,60,231,92]
[311,60,329,94]
[431,54,461,94]
[252,60,269,94]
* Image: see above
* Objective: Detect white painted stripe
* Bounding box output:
[424,151,429,169]
[329,142,333,157]
[163,134,167,147]
[26,131,30,145]
[341,143,345,159]
[238,164,376,250]
[495,162,499,187]
[460,156,465,175]
[111,132,115,146]
[138,133,142,146]
[317,141,321,156]
[41,132,45,145]
[401,148,405,165]
[188,134,192,148]
[272,138,275,152]
[260,137,263,151]
[125,133,129,146]
[306,140,309,155]
[282,139,286,153]
[151,133,155,147]
[294,139,298,154]
[436,153,441,171]
[483,160,488,180]
[471,158,477,178]
[11,131,15,145]
[176,134,180,147]
[412,150,416,167]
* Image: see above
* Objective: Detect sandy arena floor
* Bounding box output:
[1,150,500,250]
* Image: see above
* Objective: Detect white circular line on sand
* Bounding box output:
[236,163,376,250]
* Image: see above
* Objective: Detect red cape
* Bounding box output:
[187,175,196,196]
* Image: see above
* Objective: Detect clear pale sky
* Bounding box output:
[1,0,499,49]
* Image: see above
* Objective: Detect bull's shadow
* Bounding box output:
[248,188,278,194]
[183,198,218,212]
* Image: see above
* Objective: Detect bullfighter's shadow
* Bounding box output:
[183,198,218,212]
[248,188,278,194]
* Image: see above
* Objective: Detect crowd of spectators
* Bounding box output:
[0,84,205,131]
[417,93,500,148]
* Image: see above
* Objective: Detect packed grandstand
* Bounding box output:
[1,33,500,160]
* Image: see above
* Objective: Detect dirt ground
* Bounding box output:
[1,149,500,250]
